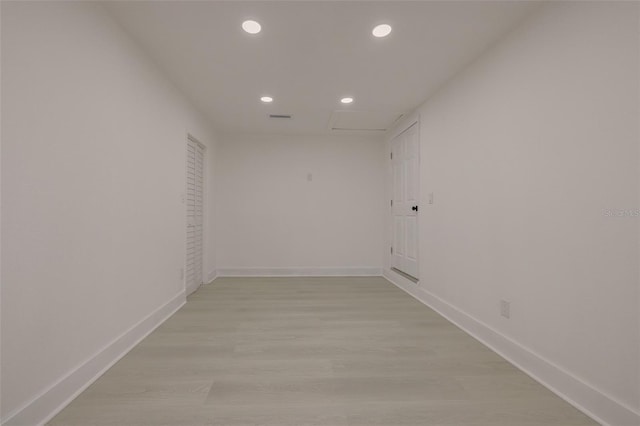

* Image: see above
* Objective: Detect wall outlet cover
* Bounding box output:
[500,300,510,319]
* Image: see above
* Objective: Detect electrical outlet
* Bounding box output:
[428,192,434,204]
[500,300,510,319]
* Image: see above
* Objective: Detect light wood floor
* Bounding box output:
[49,277,598,426]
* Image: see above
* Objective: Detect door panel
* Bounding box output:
[186,137,204,294]
[391,122,419,280]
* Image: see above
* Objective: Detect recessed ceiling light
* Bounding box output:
[372,24,392,38]
[242,20,261,34]
[341,97,354,104]
[260,96,273,103]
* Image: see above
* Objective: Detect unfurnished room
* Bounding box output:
[1,1,639,425]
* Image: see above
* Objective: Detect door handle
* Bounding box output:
[412,205,418,212]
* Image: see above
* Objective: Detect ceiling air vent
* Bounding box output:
[269,114,292,119]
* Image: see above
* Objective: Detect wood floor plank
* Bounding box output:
[48,277,598,426]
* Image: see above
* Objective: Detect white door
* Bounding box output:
[186,136,204,294]
[391,122,419,279]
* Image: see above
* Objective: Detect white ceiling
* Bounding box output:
[104,1,538,135]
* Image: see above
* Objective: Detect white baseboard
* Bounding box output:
[206,269,218,283]
[2,291,186,426]
[382,269,640,426]
[217,267,383,277]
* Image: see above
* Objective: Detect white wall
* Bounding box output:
[216,134,384,276]
[1,2,217,423]
[386,2,639,424]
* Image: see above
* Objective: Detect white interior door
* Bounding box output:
[391,122,419,279]
[186,136,204,294]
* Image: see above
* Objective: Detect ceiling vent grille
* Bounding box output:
[269,114,292,119]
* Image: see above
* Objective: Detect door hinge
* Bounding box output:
[390,152,393,160]
[390,199,393,207]
[390,246,393,254]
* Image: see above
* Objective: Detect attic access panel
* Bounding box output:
[329,110,403,132]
